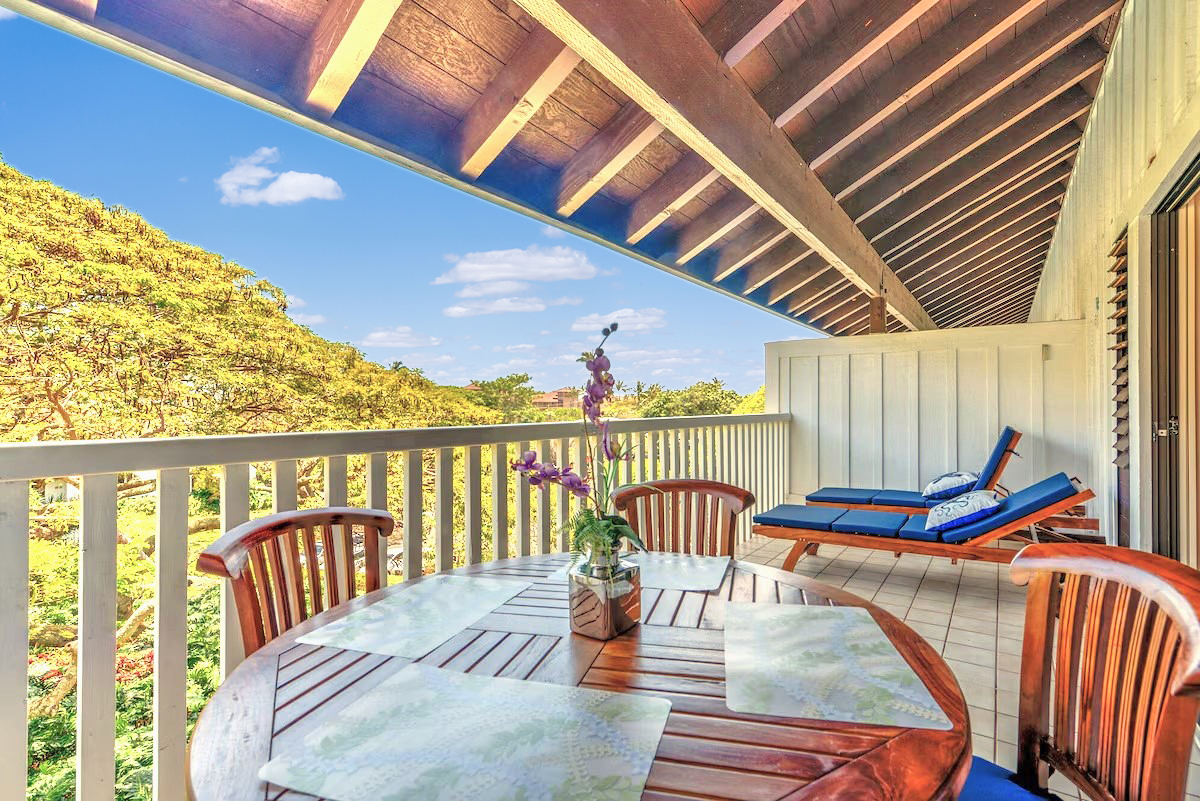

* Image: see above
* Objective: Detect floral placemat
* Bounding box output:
[297,575,530,658]
[547,552,729,591]
[723,603,953,730]
[259,663,672,801]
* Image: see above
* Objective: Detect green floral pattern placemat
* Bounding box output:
[297,575,530,658]
[259,663,672,801]
[547,552,729,591]
[724,603,953,730]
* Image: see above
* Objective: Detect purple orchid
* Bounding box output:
[511,450,539,474]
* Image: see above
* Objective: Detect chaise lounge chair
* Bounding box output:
[805,426,1021,513]
[752,472,1095,566]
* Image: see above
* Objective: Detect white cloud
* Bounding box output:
[216,147,343,206]
[455,280,531,297]
[360,326,442,348]
[652,368,675,376]
[572,307,667,332]
[291,313,326,325]
[617,347,705,367]
[467,344,482,351]
[443,296,579,318]
[434,245,597,285]
[405,353,456,366]
[488,358,537,371]
[0,9,18,20]
[746,368,766,377]
[286,295,307,308]
[492,344,537,352]
[540,330,551,336]
[541,224,566,239]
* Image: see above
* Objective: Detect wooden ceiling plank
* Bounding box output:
[767,258,831,305]
[626,153,721,243]
[294,0,407,117]
[798,0,1046,170]
[854,115,1082,231]
[891,177,1068,275]
[457,25,581,179]
[945,278,1041,326]
[819,1,1116,187]
[873,141,1076,258]
[740,240,813,294]
[713,217,791,281]
[675,190,759,265]
[808,291,868,331]
[758,0,943,128]
[906,205,1060,286]
[932,262,1045,323]
[556,102,665,215]
[924,248,1049,316]
[514,0,936,329]
[786,271,846,315]
[702,0,810,66]
[913,228,1055,298]
[796,280,858,319]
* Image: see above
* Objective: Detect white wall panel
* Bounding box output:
[767,321,1097,530]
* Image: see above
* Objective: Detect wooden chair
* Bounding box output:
[196,507,394,657]
[961,543,1200,800]
[612,479,754,557]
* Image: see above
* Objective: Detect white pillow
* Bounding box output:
[922,471,979,500]
[925,490,1001,532]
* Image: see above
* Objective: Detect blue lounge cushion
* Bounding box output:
[831,509,907,537]
[873,489,940,508]
[939,473,1077,544]
[974,426,1019,491]
[926,490,1002,532]
[961,757,1063,800]
[807,487,880,504]
[899,515,940,542]
[753,504,844,531]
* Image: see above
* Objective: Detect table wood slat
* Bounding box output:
[188,554,971,801]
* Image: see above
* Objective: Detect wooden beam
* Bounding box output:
[740,239,812,293]
[713,217,790,281]
[626,153,720,243]
[757,0,943,128]
[787,270,845,315]
[797,0,1046,169]
[675,190,758,265]
[514,0,936,330]
[293,0,405,117]
[851,111,1083,228]
[868,296,887,333]
[701,0,809,66]
[556,103,664,215]
[457,25,581,179]
[816,2,1116,183]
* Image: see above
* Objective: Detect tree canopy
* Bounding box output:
[637,378,743,418]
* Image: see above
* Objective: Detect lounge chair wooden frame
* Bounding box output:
[806,430,1024,514]
[754,483,1097,568]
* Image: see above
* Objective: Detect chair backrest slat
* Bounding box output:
[1011,544,1200,801]
[197,508,394,656]
[613,479,754,558]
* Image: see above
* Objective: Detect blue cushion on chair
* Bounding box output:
[831,509,907,537]
[873,489,940,508]
[807,487,880,504]
[753,505,845,530]
[974,426,1019,491]
[961,757,1063,800]
[899,515,940,542]
[939,473,1077,544]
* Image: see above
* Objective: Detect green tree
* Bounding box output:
[638,378,742,418]
[733,385,766,414]
[468,373,537,422]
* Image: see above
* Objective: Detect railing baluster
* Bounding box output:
[538,439,552,554]
[0,480,28,799]
[492,444,509,561]
[636,432,647,483]
[464,446,483,565]
[403,450,424,579]
[154,468,189,801]
[366,453,389,583]
[324,455,350,600]
[219,464,249,676]
[435,448,454,571]
[650,431,661,480]
[516,441,531,556]
[78,472,118,801]
[721,425,732,485]
[557,437,570,551]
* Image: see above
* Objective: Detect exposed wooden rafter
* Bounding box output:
[514,0,936,330]
[294,0,406,117]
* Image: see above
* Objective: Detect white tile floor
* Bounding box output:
[734,535,1200,799]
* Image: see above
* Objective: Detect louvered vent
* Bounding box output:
[1110,232,1130,467]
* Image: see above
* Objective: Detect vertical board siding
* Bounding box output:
[0,480,28,799]
[767,321,1094,512]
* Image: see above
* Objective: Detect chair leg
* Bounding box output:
[782,541,808,572]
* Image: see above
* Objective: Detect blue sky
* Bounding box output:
[0,11,818,393]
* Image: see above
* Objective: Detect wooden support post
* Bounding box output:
[868,296,887,333]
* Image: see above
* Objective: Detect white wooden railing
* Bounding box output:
[0,412,789,800]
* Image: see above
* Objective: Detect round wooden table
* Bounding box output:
[188,554,972,801]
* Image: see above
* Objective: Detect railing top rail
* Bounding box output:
[0,413,790,481]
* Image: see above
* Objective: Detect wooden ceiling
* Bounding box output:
[9,0,1124,334]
